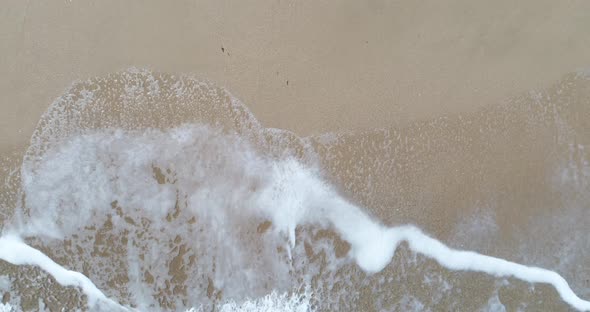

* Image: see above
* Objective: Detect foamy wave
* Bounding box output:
[1,125,589,310]
[0,303,13,312]
[0,235,128,310]
[187,290,312,312]
[2,69,589,311]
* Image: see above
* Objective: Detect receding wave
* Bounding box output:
[0,69,589,311]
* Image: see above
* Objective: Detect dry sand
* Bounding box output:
[2,0,590,149]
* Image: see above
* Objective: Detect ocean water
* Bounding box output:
[0,69,589,311]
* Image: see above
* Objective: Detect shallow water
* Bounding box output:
[0,69,588,311]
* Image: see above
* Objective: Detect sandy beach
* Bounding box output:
[2,0,590,147]
[1,1,590,311]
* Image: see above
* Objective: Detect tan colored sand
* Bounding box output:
[1,3,590,309]
[2,0,590,152]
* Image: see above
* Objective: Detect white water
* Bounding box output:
[0,304,12,312]
[1,125,588,311]
[187,290,312,312]
[0,235,127,310]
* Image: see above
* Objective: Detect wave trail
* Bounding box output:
[0,234,130,311]
[266,169,590,311]
[9,119,589,310]
[394,225,590,311]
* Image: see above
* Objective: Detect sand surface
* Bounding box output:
[1,1,590,311]
[2,0,590,148]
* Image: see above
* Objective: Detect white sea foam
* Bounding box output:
[256,156,590,310]
[274,176,590,310]
[0,303,13,312]
[187,289,312,312]
[480,292,506,312]
[0,275,10,292]
[0,235,128,311]
[396,226,589,311]
[2,124,589,311]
